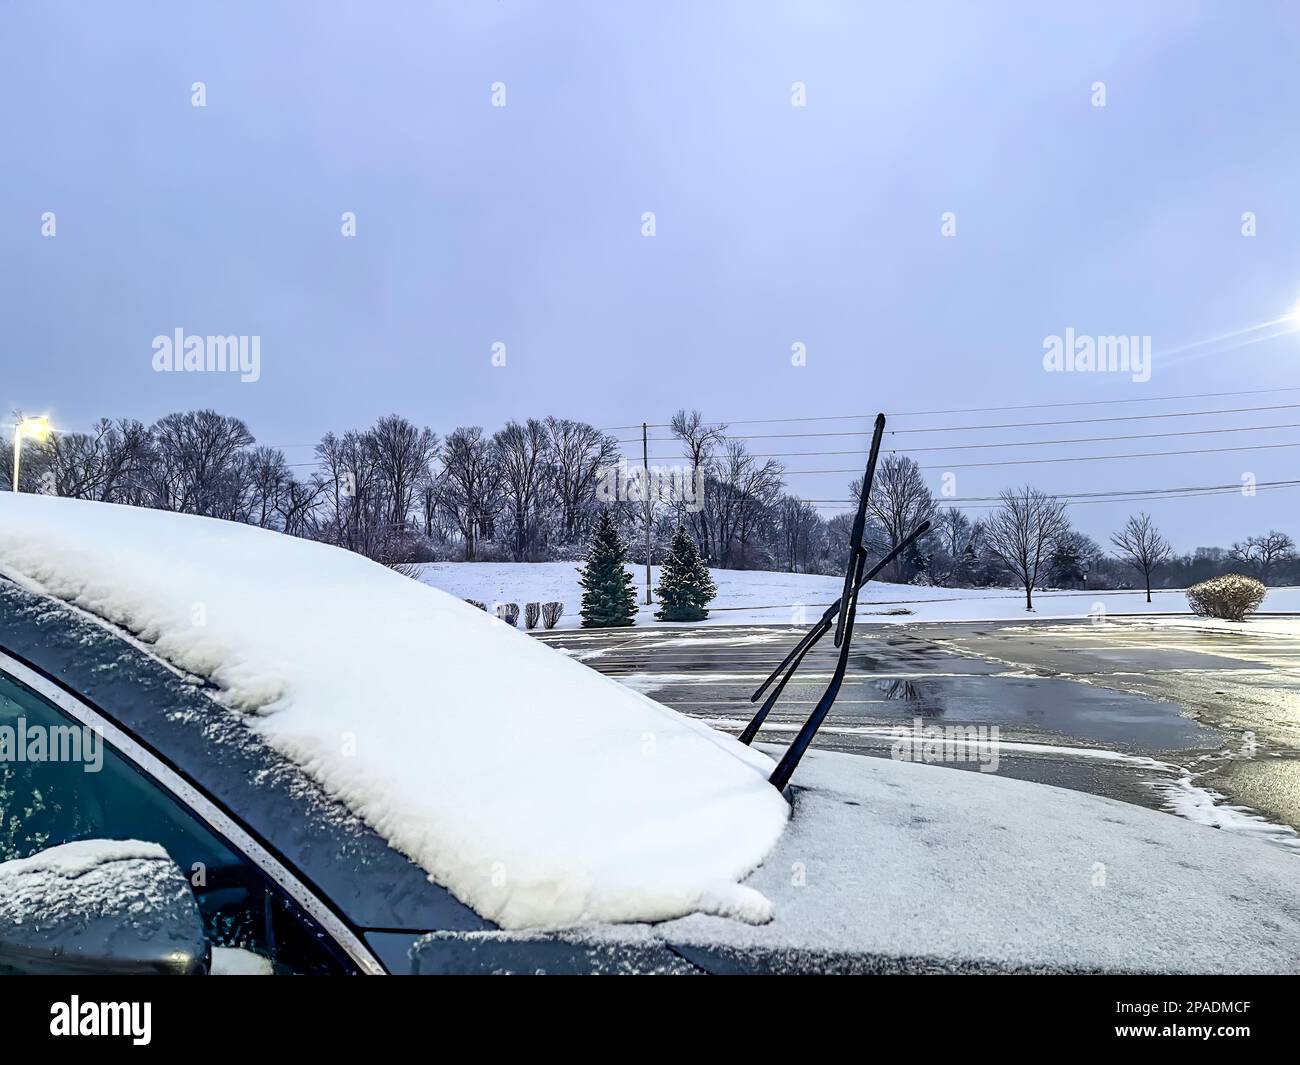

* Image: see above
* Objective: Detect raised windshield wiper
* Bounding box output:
[740,413,931,792]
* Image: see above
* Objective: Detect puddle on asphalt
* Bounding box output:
[833,674,1223,751]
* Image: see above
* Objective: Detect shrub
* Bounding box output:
[524,602,540,630]
[465,598,487,611]
[542,601,564,629]
[496,602,520,626]
[1186,574,1266,621]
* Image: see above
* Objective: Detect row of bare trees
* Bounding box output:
[2,409,622,564]
[5,407,1295,592]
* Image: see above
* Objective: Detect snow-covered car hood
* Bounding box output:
[0,494,789,929]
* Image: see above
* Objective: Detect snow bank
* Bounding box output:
[0,495,789,928]
[416,561,1300,630]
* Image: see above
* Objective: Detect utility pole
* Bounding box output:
[642,422,653,605]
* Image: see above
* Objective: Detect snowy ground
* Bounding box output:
[416,561,1300,632]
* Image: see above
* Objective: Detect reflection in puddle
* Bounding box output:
[873,678,949,718]
[876,679,920,701]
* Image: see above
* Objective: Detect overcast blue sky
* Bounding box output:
[2,1,1297,548]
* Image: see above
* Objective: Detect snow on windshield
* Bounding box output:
[0,495,788,928]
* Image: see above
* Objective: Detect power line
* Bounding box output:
[614,401,1300,444]
[641,419,1300,461]
[888,402,1300,436]
[916,439,1300,470]
[764,438,1300,474]
[810,481,1300,513]
[598,384,1300,431]
[804,478,1300,505]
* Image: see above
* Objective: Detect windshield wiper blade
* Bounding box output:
[832,414,885,648]
[736,412,931,791]
[738,520,931,746]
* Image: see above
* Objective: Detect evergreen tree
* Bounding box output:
[1048,532,1090,589]
[903,539,929,582]
[655,527,717,622]
[579,510,638,627]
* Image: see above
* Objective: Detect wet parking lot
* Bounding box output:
[537,618,1300,848]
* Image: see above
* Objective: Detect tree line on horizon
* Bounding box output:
[3,406,1295,601]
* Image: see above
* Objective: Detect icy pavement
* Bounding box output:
[540,619,1300,851]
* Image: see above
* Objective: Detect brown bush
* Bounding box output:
[1186,574,1266,621]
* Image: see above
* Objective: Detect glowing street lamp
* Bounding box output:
[11,416,51,493]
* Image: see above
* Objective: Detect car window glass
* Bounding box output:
[0,671,350,974]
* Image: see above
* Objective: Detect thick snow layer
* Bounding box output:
[417,561,1300,631]
[0,838,167,880]
[648,746,1300,973]
[0,495,788,928]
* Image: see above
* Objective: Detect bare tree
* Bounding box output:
[145,410,255,516]
[1228,530,1296,585]
[929,506,978,586]
[493,418,552,560]
[314,429,389,558]
[855,455,935,581]
[371,414,439,532]
[240,446,294,528]
[277,477,324,538]
[438,427,502,561]
[36,419,152,501]
[1110,513,1172,603]
[709,441,785,568]
[983,486,1070,610]
[776,496,823,573]
[670,410,727,556]
[546,417,618,545]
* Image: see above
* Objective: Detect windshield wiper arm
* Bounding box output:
[735,412,931,791]
[738,520,931,746]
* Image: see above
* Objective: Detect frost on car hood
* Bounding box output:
[0,495,788,929]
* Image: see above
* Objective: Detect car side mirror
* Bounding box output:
[0,839,210,975]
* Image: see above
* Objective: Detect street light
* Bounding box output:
[11,416,51,493]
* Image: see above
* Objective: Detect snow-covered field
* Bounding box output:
[416,561,1300,632]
